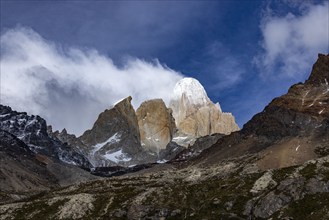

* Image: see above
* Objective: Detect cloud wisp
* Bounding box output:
[255,2,329,78]
[0,27,183,135]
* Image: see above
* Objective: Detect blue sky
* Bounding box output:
[1,0,328,135]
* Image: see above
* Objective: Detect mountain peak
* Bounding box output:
[169,77,239,137]
[172,77,210,106]
[306,53,329,86]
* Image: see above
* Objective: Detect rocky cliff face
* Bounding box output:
[136,99,176,153]
[78,96,154,167]
[169,78,239,137]
[80,96,141,148]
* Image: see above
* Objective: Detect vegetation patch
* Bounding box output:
[135,173,262,219]
[322,162,329,168]
[272,165,298,182]
[271,193,329,220]
[12,199,69,219]
[314,145,329,157]
[299,163,317,180]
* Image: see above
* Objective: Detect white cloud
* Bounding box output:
[255,2,329,77]
[0,27,183,135]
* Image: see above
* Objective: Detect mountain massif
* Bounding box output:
[0,54,328,219]
[47,77,239,168]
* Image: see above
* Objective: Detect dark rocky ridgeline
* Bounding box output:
[195,54,329,169]
[0,105,92,169]
[90,163,155,177]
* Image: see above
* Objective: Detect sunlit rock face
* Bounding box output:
[169,77,239,138]
[136,99,176,153]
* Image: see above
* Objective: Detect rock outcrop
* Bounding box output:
[172,133,224,162]
[169,78,239,137]
[136,99,176,153]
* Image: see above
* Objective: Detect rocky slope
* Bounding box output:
[0,129,59,197]
[169,78,239,138]
[195,54,329,170]
[1,154,328,219]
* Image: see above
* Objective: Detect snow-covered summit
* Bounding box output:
[172,77,210,106]
[169,77,239,137]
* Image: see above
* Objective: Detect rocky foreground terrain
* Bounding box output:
[1,154,329,219]
[0,54,328,219]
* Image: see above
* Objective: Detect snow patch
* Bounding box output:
[157,159,168,164]
[91,133,121,154]
[315,124,323,128]
[301,90,309,106]
[0,113,10,118]
[113,97,125,106]
[26,118,37,127]
[172,77,210,105]
[103,149,131,163]
[172,136,188,141]
[296,145,300,151]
